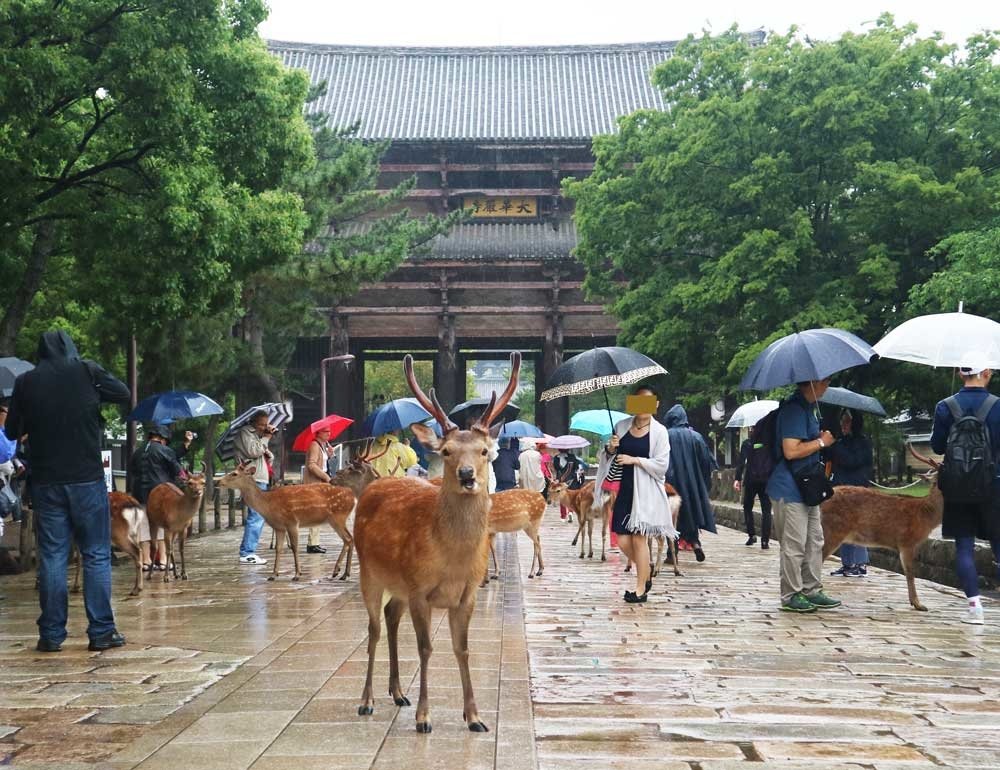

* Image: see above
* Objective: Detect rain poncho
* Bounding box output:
[371,434,418,478]
[664,405,717,540]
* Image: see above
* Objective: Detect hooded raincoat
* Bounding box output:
[664,405,717,541]
[4,331,130,486]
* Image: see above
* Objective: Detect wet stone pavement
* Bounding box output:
[0,505,995,769]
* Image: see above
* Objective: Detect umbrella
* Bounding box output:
[725,400,780,429]
[291,414,353,452]
[570,409,630,436]
[540,347,667,401]
[873,312,1000,368]
[497,420,544,439]
[215,402,293,462]
[363,398,433,437]
[547,434,591,450]
[739,328,878,391]
[448,397,520,428]
[0,357,34,398]
[819,387,886,417]
[128,390,224,422]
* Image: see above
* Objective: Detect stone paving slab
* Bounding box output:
[2,503,999,768]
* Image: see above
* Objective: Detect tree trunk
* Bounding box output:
[0,221,56,355]
[237,304,281,409]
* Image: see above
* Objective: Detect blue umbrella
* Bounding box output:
[363,398,433,437]
[739,328,877,392]
[819,387,887,417]
[497,420,544,439]
[570,409,630,437]
[127,390,224,422]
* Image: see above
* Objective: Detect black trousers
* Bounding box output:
[742,480,772,542]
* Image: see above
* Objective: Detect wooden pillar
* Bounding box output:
[537,314,568,435]
[434,312,460,409]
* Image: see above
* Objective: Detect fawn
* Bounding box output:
[145,471,206,583]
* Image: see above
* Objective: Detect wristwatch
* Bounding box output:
[817,437,825,449]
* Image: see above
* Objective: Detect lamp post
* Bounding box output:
[320,354,355,418]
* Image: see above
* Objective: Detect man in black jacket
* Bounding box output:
[129,423,184,569]
[4,331,130,652]
[734,432,773,549]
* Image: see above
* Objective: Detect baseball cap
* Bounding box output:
[958,351,993,377]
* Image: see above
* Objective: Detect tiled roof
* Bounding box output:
[267,40,707,141]
[328,219,577,261]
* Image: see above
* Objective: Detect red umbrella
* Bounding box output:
[291,414,353,452]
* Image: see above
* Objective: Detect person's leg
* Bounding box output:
[774,499,808,604]
[758,489,772,546]
[954,536,980,598]
[33,484,73,645]
[69,480,116,641]
[839,543,859,568]
[307,527,322,548]
[239,482,268,557]
[801,504,828,599]
[742,485,756,541]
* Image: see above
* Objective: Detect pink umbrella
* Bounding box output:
[546,434,591,450]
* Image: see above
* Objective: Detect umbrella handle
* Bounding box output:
[603,387,618,456]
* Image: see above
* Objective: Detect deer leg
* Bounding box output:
[179,530,188,580]
[530,526,544,576]
[669,534,682,577]
[587,516,594,558]
[899,545,927,611]
[449,596,488,733]
[329,518,353,580]
[385,597,410,706]
[287,523,302,581]
[491,533,500,578]
[600,512,608,562]
[357,573,383,716]
[571,511,584,547]
[161,533,173,583]
[270,528,283,581]
[409,595,434,733]
[121,541,142,596]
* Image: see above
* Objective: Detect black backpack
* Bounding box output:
[747,404,782,484]
[938,394,999,503]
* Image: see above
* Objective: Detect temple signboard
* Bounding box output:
[463,196,537,218]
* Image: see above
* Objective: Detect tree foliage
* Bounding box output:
[566,17,1000,414]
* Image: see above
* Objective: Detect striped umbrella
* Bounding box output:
[215,402,293,462]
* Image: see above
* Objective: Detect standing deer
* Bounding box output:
[72,492,147,596]
[482,489,546,585]
[550,478,604,559]
[625,483,683,578]
[820,444,944,611]
[145,471,206,583]
[354,351,520,733]
[218,463,356,581]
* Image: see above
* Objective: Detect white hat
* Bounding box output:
[958,351,993,377]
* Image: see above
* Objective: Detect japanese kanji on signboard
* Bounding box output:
[463,197,538,218]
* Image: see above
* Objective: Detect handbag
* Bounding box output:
[792,461,835,506]
[602,455,622,493]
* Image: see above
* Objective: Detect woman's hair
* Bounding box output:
[632,384,660,400]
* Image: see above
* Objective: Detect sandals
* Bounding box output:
[623,590,648,604]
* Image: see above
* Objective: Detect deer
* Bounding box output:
[145,470,207,583]
[481,488,547,586]
[820,444,944,611]
[549,477,604,559]
[72,492,147,597]
[354,351,520,734]
[611,482,683,578]
[217,462,356,582]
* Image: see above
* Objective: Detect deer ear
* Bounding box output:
[487,421,504,441]
[410,422,441,451]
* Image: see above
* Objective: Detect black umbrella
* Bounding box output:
[819,387,886,417]
[539,346,668,430]
[448,397,520,428]
[0,357,34,398]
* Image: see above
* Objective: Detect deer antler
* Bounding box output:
[404,354,456,433]
[367,443,391,462]
[907,443,940,470]
[475,352,522,430]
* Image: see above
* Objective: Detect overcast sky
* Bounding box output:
[260,0,996,47]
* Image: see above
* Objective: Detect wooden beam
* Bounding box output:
[326,304,607,316]
[359,281,586,291]
[380,162,595,173]
[403,188,558,199]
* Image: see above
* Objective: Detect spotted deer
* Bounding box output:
[549,478,604,559]
[482,488,546,585]
[354,351,520,733]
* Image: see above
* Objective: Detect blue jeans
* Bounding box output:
[34,480,116,643]
[839,543,869,567]
[239,482,268,557]
[955,536,1000,598]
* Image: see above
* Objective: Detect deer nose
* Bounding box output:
[457,466,475,482]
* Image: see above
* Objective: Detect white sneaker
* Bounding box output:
[961,605,985,625]
[240,554,268,565]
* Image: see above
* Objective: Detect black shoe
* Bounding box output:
[88,631,126,652]
[645,578,652,594]
[306,545,326,554]
[745,536,757,546]
[694,545,706,562]
[624,591,648,604]
[761,541,770,550]
[36,639,62,653]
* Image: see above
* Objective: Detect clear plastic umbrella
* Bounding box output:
[874,312,1000,368]
[725,400,779,429]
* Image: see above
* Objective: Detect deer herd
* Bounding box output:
[86,357,952,733]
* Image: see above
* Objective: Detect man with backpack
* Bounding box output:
[930,355,1000,626]
[734,424,773,549]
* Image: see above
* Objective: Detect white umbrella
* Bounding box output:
[874,312,1000,368]
[725,400,779,429]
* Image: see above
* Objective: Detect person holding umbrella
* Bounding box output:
[929,355,1000,625]
[129,423,183,570]
[302,426,334,553]
[827,409,874,577]
[234,410,274,566]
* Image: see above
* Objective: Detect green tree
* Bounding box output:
[566,18,1000,411]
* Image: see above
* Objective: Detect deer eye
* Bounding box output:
[481,448,488,456]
